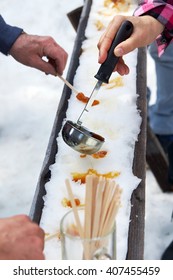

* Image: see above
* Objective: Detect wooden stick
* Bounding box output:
[65,176,121,259]
[84,175,93,239]
[92,176,105,238]
[65,179,84,238]
[56,74,79,94]
[107,187,121,232]
[101,184,121,236]
[98,179,114,236]
[44,232,59,241]
[91,175,99,235]
[83,175,94,259]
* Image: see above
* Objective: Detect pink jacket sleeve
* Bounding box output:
[134,0,173,55]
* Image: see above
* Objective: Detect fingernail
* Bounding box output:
[114,47,124,57]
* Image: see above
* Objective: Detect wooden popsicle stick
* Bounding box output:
[98,179,114,236]
[101,184,121,236]
[91,176,105,238]
[107,187,122,232]
[104,202,119,236]
[100,182,116,234]
[83,174,94,260]
[108,203,120,233]
[101,198,115,236]
[91,175,98,235]
[56,74,79,95]
[65,179,84,238]
[44,232,59,241]
[84,175,93,239]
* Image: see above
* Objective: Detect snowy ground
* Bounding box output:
[0,0,173,260]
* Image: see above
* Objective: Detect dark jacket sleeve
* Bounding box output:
[0,15,23,55]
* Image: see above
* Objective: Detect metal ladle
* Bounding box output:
[62,21,133,154]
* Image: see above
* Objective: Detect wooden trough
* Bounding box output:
[30,0,147,260]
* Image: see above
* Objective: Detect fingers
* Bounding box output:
[98,14,165,68]
[0,215,45,260]
[10,34,68,76]
[114,57,130,76]
[113,36,138,57]
[42,38,68,75]
[49,50,68,76]
[116,63,129,76]
[98,26,130,77]
[98,34,113,63]
[98,15,127,63]
[47,54,68,76]
[27,51,67,76]
[9,215,45,243]
[31,56,59,76]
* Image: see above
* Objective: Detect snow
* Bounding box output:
[0,0,173,260]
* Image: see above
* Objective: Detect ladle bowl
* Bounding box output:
[62,120,105,155]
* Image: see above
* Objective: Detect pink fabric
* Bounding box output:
[134,1,173,55]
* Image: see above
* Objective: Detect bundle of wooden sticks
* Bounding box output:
[65,174,122,259]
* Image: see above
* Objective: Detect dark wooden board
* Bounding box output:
[126,47,146,259]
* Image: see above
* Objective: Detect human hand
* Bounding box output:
[98,15,164,75]
[9,33,68,75]
[0,215,45,260]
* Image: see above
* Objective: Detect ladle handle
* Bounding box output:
[94,20,133,84]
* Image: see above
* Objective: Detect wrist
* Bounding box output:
[9,31,27,56]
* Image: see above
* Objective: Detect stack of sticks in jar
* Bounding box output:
[65,174,122,259]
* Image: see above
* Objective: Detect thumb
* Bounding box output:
[114,37,139,56]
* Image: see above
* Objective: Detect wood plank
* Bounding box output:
[126,47,146,260]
